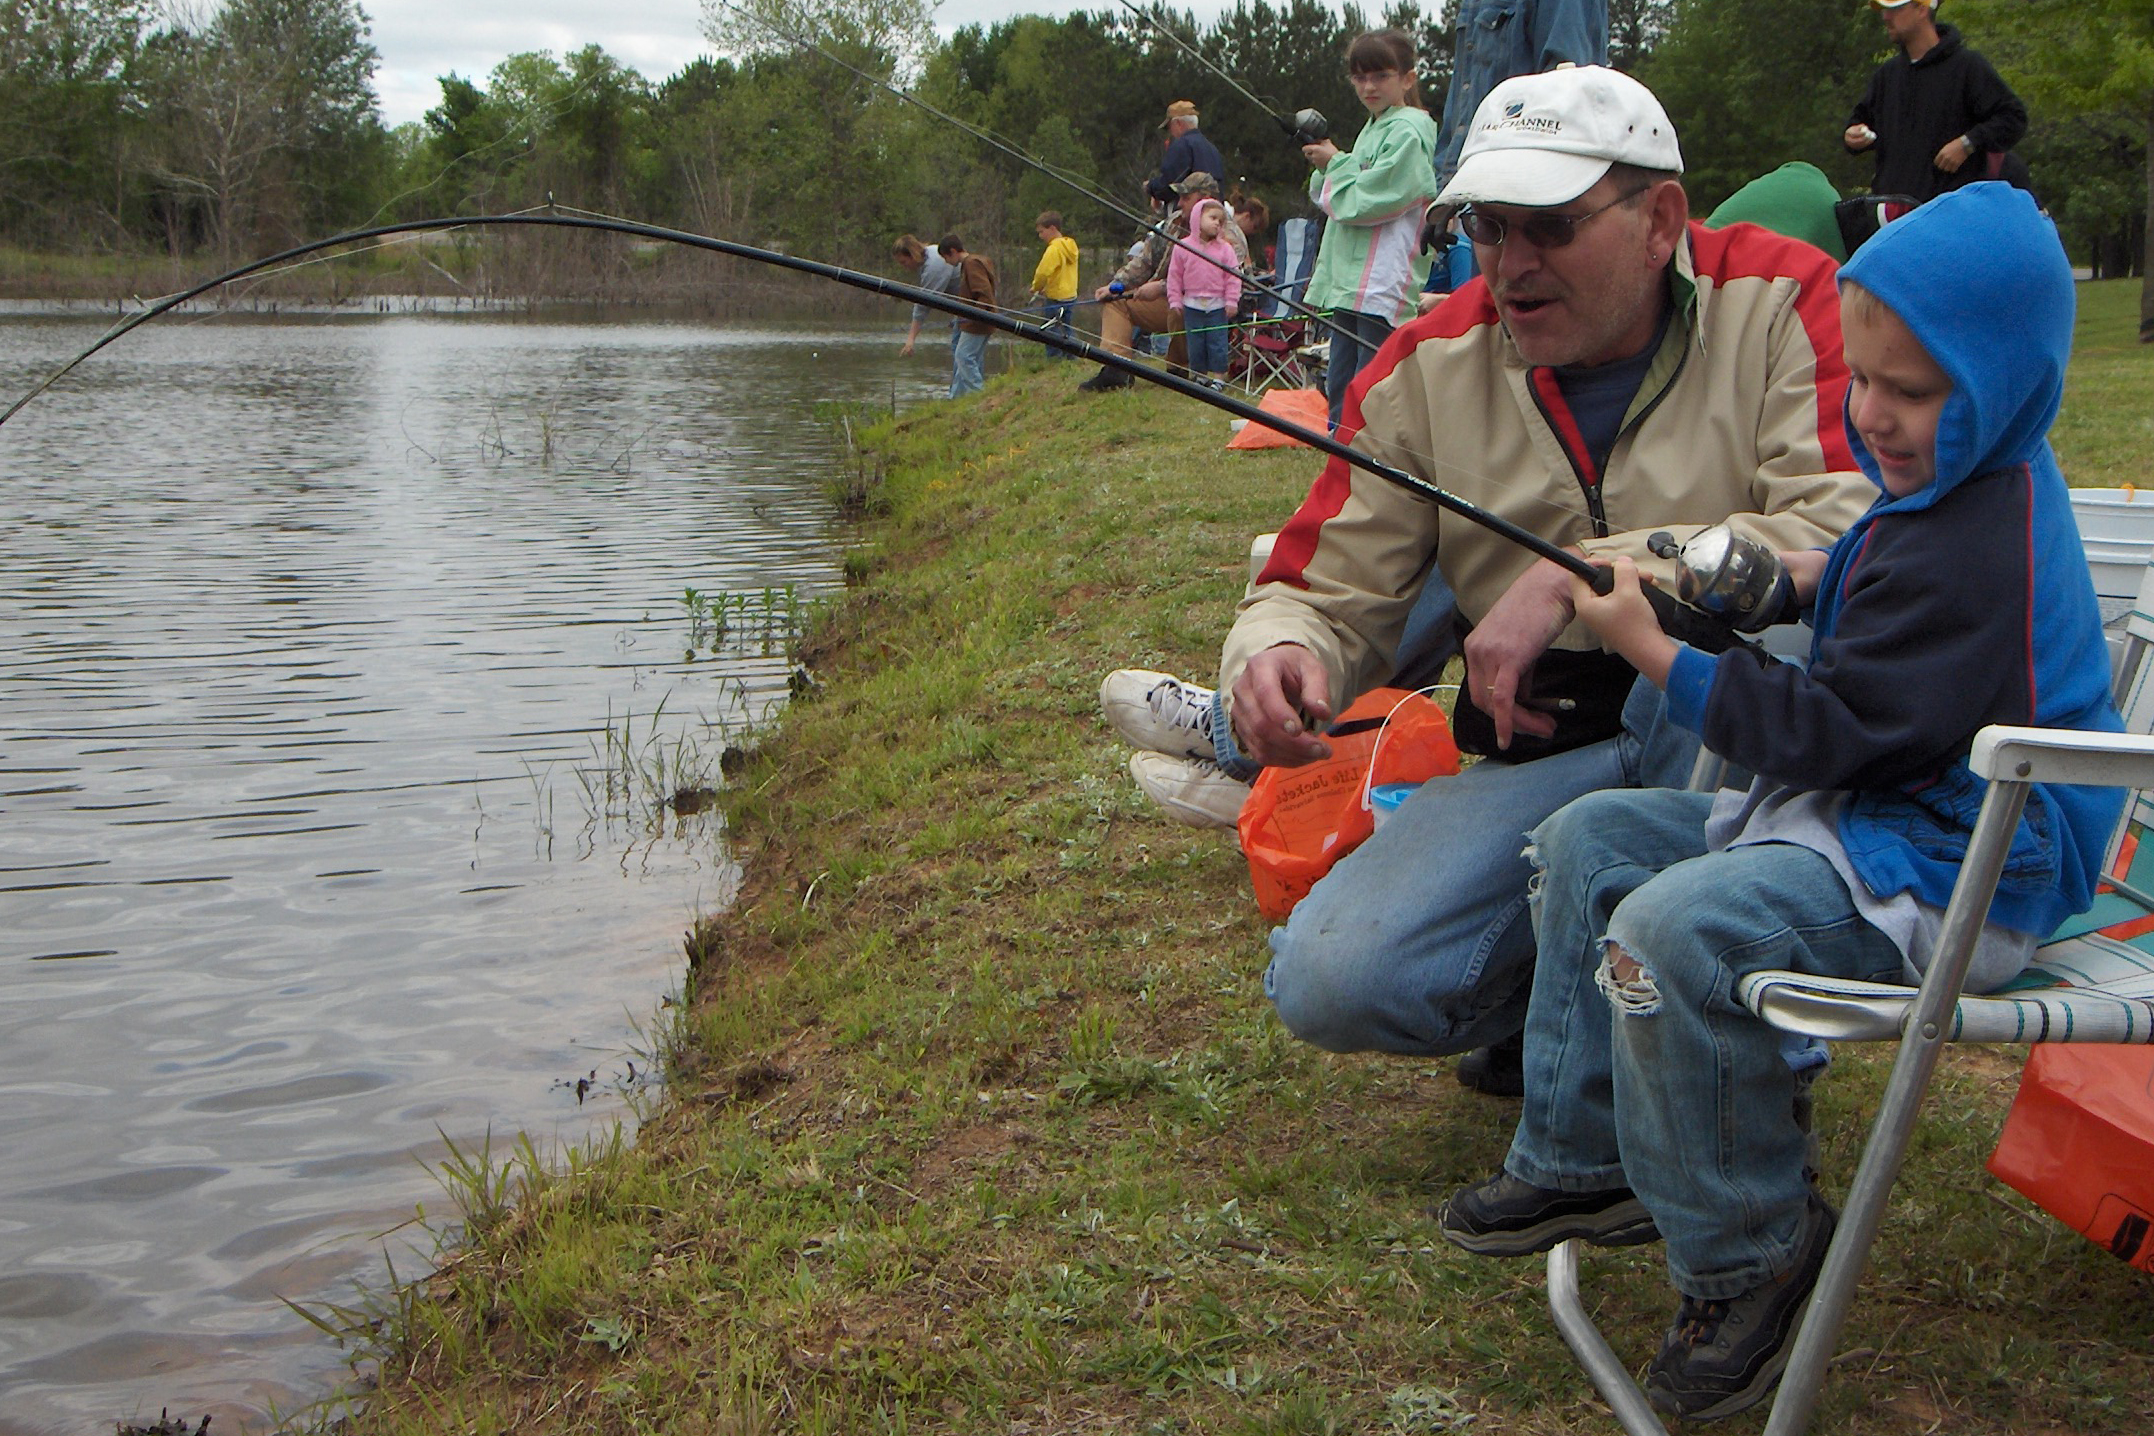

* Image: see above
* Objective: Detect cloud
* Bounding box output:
[367,1,1230,127]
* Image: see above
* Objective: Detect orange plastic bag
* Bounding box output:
[1225,388,1329,450]
[1987,1044,2154,1272]
[1236,688,1461,922]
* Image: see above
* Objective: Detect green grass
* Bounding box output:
[2057,278,2153,489]
[314,344,2154,1436]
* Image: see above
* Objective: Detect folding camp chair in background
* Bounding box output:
[1230,216,1322,395]
[1546,562,2154,1436]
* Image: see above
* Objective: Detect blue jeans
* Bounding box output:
[951,329,990,397]
[1255,677,1702,1056]
[1506,787,1901,1297]
[1325,310,1394,430]
[1037,300,1075,357]
[1183,305,1230,377]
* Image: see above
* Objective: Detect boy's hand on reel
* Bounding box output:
[1570,557,1682,687]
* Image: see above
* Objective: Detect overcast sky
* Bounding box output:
[367,1,1228,128]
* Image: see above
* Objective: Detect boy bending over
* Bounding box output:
[1437,182,2123,1421]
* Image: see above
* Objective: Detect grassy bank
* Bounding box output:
[321,289,2152,1436]
[0,239,893,316]
[2056,278,2154,488]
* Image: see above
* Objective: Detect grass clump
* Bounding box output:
[323,318,2152,1435]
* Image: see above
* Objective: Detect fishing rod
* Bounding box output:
[1113,0,1332,149]
[715,0,1359,349]
[0,212,1613,601]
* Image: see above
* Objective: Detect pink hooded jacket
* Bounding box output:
[1165,199,1244,315]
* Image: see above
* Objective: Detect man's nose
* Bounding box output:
[1491,233,1544,279]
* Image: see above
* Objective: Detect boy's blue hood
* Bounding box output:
[1837,183,2074,511]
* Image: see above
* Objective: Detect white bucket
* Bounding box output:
[1369,782,1421,829]
[2070,488,2154,605]
[2068,489,2154,680]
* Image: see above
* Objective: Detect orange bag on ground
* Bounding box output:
[1224,388,1329,450]
[1236,687,1461,922]
[1987,1044,2154,1272]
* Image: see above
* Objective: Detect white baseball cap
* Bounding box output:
[1437,64,1684,209]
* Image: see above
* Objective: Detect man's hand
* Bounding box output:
[1462,557,1579,749]
[1934,134,1974,172]
[899,339,916,357]
[1569,558,1676,687]
[1416,291,1445,316]
[1302,139,1340,167]
[1134,279,1167,302]
[1228,645,1334,767]
[1094,284,1116,302]
[1844,122,1876,151]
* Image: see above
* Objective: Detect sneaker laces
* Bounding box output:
[1146,679,1214,741]
[1671,1294,1731,1348]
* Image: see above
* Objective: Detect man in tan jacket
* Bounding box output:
[1102,66,1872,1094]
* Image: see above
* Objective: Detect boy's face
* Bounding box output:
[1036,225,1054,241]
[1843,300,1950,497]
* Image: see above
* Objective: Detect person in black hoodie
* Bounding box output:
[1843,0,2025,205]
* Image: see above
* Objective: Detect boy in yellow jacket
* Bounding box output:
[1029,212,1079,358]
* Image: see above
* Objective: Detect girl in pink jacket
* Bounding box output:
[1166,198,1244,388]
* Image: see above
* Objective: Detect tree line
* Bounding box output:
[1,0,2143,290]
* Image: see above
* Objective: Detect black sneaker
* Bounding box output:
[1644,1192,1838,1422]
[1438,1170,1660,1256]
[1455,1031,1525,1098]
[1076,366,1133,392]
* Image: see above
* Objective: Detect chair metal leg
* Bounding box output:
[1548,1240,1673,1436]
[1761,778,2033,1436]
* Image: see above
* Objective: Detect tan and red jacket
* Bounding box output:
[1221,220,1875,754]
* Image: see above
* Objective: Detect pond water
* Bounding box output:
[0,311,947,1435]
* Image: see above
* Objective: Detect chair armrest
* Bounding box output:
[1969,725,2154,788]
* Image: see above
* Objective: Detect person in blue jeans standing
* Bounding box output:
[939,234,998,399]
[1438,184,2120,1421]
[1434,0,1606,186]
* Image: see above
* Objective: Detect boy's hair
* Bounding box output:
[891,234,926,263]
[936,233,965,257]
[1839,278,1888,326]
[1035,211,1063,231]
[1346,28,1423,108]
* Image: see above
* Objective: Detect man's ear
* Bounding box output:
[1646,181,1691,260]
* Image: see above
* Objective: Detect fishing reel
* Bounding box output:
[1646,524,1797,634]
[1282,108,1330,147]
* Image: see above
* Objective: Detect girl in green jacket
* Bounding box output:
[1303,29,1444,429]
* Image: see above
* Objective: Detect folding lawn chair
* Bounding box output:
[1231,216,1322,395]
[1546,560,2154,1436]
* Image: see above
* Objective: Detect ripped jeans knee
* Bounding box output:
[1521,835,1549,913]
[1594,938,1661,1015]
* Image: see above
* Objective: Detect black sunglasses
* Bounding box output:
[1457,186,1653,249]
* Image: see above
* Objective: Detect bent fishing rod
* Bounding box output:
[1113,0,1332,149]
[714,0,1358,349]
[0,212,1603,589]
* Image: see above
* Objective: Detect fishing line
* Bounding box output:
[1113,0,1282,120]
[0,211,1619,595]
[712,0,1362,349]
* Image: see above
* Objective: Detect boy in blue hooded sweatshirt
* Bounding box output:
[1435,182,2123,1421]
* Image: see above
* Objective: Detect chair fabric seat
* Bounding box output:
[1740,933,2154,1044]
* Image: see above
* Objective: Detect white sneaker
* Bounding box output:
[1129,751,1249,829]
[1099,669,1217,760]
